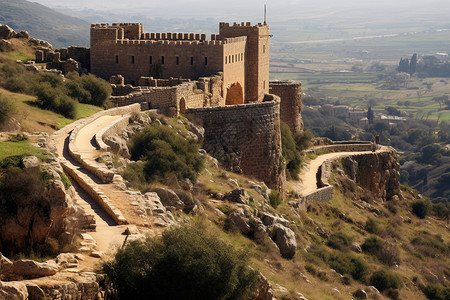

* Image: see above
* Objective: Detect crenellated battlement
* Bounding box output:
[219,22,267,29]
[114,36,246,46]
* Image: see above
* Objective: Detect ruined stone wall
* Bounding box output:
[219,22,270,102]
[269,81,303,134]
[186,95,285,194]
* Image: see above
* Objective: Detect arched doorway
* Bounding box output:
[225,83,244,105]
[179,98,186,115]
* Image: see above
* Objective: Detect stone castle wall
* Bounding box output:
[90,22,267,104]
[269,81,303,134]
[187,95,285,194]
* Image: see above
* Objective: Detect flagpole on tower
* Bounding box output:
[264,4,267,25]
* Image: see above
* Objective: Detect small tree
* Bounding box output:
[411,199,431,219]
[370,269,402,292]
[102,226,258,300]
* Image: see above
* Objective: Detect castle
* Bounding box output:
[38,21,303,194]
[90,22,269,104]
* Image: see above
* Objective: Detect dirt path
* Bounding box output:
[292,150,377,195]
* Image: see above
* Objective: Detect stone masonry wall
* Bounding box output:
[187,95,285,194]
[269,81,303,134]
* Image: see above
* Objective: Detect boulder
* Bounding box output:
[249,272,273,300]
[0,25,16,39]
[125,225,139,235]
[22,156,40,169]
[351,242,362,253]
[56,253,78,266]
[224,189,249,204]
[152,188,185,210]
[0,280,28,299]
[353,289,368,299]
[104,136,131,158]
[11,260,57,279]
[228,208,250,234]
[253,223,267,244]
[270,224,297,259]
[16,31,29,39]
[25,283,45,300]
[0,39,12,51]
[0,253,13,278]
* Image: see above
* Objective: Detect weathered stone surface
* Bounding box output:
[56,253,78,266]
[351,242,362,253]
[104,135,131,158]
[0,253,13,279]
[228,208,250,234]
[0,280,28,299]
[125,225,139,235]
[0,25,16,39]
[270,224,297,259]
[0,39,12,51]
[22,156,40,169]
[249,272,273,300]
[353,289,368,299]
[16,31,29,39]
[90,251,104,258]
[25,283,45,300]
[224,188,249,204]
[253,222,267,244]
[11,260,57,279]
[152,187,185,209]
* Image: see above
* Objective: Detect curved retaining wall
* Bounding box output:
[48,104,140,225]
[95,113,133,151]
[187,96,286,194]
[305,143,372,154]
[301,146,398,205]
[68,104,140,183]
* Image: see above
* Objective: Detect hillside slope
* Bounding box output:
[0,0,89,47]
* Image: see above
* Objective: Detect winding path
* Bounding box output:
[294,149,380,195]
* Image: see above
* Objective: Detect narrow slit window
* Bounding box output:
[190,56,194,65]
[149,56,153,64]
[131,56,135,64]
[161,56,165,64]
[115,55,119,64]
[204,57,208,65]
[225,56,227,64]
[176,56,179,64]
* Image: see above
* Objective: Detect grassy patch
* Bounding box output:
[0,140,48,161]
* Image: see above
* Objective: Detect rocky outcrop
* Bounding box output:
[226,206,297,259]
[342,148,400,200]
[249,272,273,300]
[0,25,16,39]
[9,260,57,279]
[0,280,28,299]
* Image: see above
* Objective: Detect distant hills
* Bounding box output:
[0,0,89,48]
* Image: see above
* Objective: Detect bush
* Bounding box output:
[412,199,432,219]
[370,269,402,292]
[269,190,281,208]
[67,73,112,107]
[294,128,314,151]
[281,121,301,178]
[362,236,384,255]
[128,125,204,182]
[0,93,16,125]
[423,283,450,300]
[102,226,258,300]
[326,232,352,250]
[34,82,77,119]
[365,217,380,234]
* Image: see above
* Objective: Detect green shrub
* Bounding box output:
[280,121,301,178]
[312,246,369,280]
[102,226,258,300]
[412,199,432,219]
[294,128,314,151]
[66,73,112,107]
[269,190,281,208]
[0,154,30,169]
[121,161,146,188]
[128,125,204,182]
[60,173,71,189]
[423,283,450,300]
[326,232,352,250]
[362,236,384,255]
[410,236,449,255]
[34,82,77,119]
[365,217,380,234]
[370,269,402,292]
[0,94,16,125]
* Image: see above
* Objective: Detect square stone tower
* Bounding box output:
[219,22,270,103]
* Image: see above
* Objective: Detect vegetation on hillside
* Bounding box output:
[125,119,204,186]
[102,225,258,300]
[0,62,111,118]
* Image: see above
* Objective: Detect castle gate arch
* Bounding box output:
[179,97,186,115]
[225,83,244,105]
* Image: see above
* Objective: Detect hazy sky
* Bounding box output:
[32,0,450,20]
